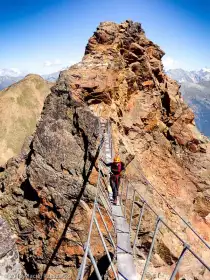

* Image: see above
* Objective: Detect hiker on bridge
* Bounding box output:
[102,155,125,205]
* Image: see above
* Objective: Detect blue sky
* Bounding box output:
[1,0,210,74]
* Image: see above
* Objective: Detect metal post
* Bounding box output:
[102,202,115,228]
[100,170,109,185]
[96,203,116,250]
[133,201,146,256]
[129,189,136,233]
[78,204,97,280]
[77,139,104,280]
[169,244,189,280]
[94,216,119,280]
[124,182,129,217]
[102,172,112,193]
[76,253,86,280]
[139,169,210,251]
[97,187,115,228]
[99,175,110,197]
[96,162,103,200]
[99,182,111,207]
[88,248,103,280]
[98,183,112,212]
[99,189,112,215]
[141,216,162,280]
[100,175,112,201]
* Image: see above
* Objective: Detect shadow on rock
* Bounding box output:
[88,252,114,280]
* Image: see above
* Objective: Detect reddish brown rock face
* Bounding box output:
[0,20,209,279]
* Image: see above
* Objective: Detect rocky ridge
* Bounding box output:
[0,20,210,279]
[0,74,52,166]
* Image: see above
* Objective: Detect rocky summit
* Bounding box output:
[0,20,210,279]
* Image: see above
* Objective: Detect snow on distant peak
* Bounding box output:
[0,68,23,77]
[201,67,210,73]
[167,68,210,83]
[10,68,22,75]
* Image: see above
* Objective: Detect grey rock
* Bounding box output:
[0,217,22,279]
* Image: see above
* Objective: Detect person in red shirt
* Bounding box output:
[103,155,125,205]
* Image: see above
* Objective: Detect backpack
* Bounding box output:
[111,162,122,175]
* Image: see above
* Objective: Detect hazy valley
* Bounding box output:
[167,68,210,137]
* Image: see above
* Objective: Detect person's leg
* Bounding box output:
[116,176,121,198]
[110,175,117,200]
[111,175,118,204]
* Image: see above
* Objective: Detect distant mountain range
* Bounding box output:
[0,68,24,77]
[1,67,210,137]
[42,71,60,82]
[0,68,59,90]
[0,76,22,90]
[167,68,210,137]
[167,68,210,83]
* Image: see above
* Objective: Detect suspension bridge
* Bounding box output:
[76,119,210,280]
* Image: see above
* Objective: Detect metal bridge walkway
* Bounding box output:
[102,119,137,280]
[77,118,210,280]
[112,206,137,280]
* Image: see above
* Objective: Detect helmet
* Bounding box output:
[114,155,121,163]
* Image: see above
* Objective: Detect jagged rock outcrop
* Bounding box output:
[0,74,52,166]
[0,20,209,279]
[0,92,102,277]
[0,84,109,277]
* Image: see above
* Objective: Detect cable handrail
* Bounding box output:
[130,164,210,251]
[77,118,209,280]
[108,112,209,250]
[120,177,210,276]
[77,120,119,280]
[107,119,210,279]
